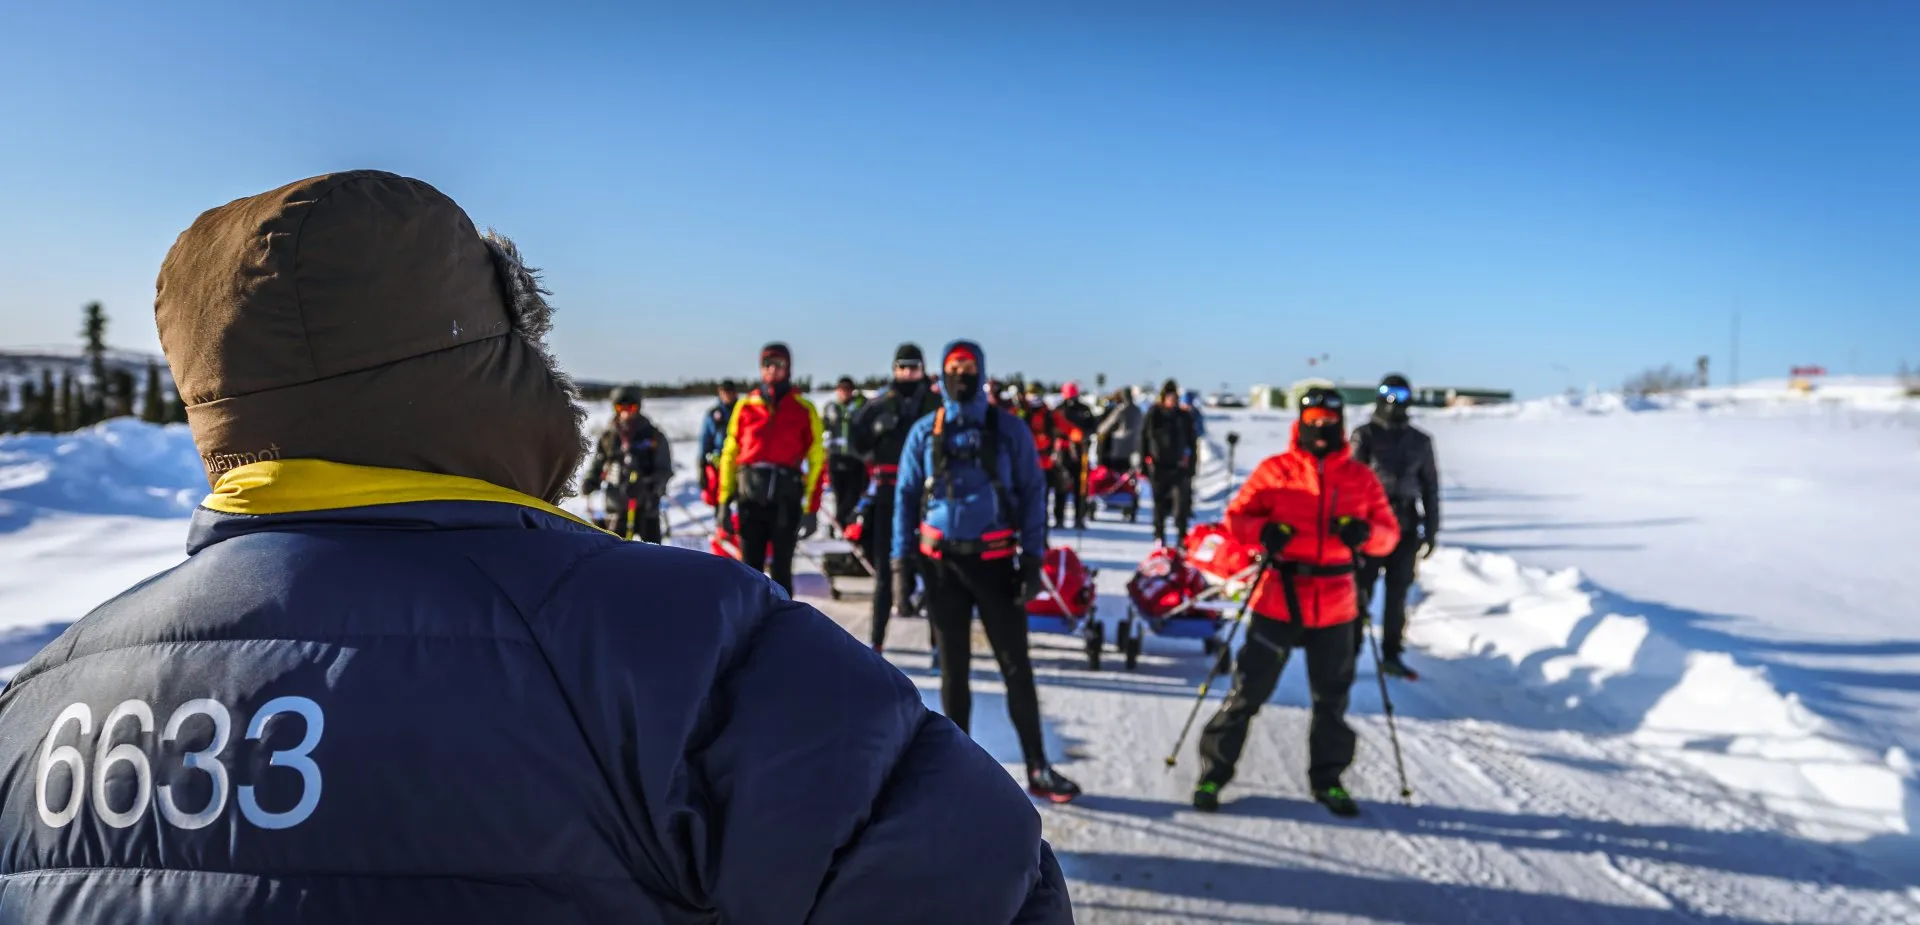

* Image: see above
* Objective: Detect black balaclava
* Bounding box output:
[942,345,983,404]
[1376,373,1412,427]
[1299,387,1347,457]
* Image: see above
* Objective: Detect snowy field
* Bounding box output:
[3,385,1919,922]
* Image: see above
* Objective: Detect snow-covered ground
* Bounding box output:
[4,385,1918,922]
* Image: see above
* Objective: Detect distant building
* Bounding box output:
[1250,380,1513,409]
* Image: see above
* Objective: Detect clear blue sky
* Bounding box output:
[3,2,1916,397]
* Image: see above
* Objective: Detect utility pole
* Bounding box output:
[1730,311,1740,387]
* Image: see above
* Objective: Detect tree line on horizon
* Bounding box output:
[0,302,186,435]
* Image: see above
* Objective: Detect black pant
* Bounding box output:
[600,498,662,543]
[1356,506,1419,659]
[828,456,867,532]
[738,500,801,595]
[925,553,1048,769]
[1199,615,1357,791]
[1150,469,1192,544]
[1050,451,1086,528]
[866,492,900,648]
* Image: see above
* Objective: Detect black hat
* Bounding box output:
[835,375,856,389]
[760,342,791,365]
[719,378,739,393]
[1161,378,1180,397]
[610,385,642,406]
[894,343,924,364]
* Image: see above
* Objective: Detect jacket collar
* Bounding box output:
[189,459,608,554]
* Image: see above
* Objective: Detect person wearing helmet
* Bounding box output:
[1193,387,1399,818]
[1054,382,1098,530]
[581,385,674,541]
[821,375,869,534]
[1349,374,1441,680]
[1140,379,1200,545]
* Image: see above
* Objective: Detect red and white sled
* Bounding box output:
[1114,522,1263,671]
[1026,546,1106,670]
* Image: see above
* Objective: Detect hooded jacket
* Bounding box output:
[1225,423,1401,627]
[894,341,1050,560]
[0,173,1072,924]
[0,465,1072,923]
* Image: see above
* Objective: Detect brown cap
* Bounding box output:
[155,170,586,503]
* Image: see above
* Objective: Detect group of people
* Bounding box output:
[0,170,1446,922]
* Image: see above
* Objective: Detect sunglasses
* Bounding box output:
[1379,384,1413,404]
[894,360,924,371]
[761,358,790,370]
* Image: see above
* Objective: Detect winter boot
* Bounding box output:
[1380,655,1419,681]
[1027,765,1082,804]
[1313,785,1360,818]
[1192,780,1223,812]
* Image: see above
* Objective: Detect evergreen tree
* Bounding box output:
[32,370,56,432]
[110,369,137,419]
[59,373,76,432]
[81,302,108,385]
[2,380,16,433]
[141,362,166,423]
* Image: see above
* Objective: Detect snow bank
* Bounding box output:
[0,419,205,528]
[1412,547,1914,842]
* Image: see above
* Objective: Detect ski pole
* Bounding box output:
[1164,561,1271,770]
[1225,431,1240,499]
[1342,529,1413,802]
[1367,614,1414,801]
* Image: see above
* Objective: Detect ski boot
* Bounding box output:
[1192,781,1223,813]
[1380,655,1419,681]
[1313,785,1360,818]
[1027,765,1082,804]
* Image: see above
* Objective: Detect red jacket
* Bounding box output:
[1224,424,1400,627]
[719,387,827,512]
[1018,403,1084,471]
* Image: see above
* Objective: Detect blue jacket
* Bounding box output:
[697,397,734,462]
[894,341,1050,560]
[0,460,1072,924]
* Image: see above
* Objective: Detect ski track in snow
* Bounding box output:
[4,394,1919,922]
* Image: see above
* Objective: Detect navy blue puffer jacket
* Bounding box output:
[0,460,1072,924]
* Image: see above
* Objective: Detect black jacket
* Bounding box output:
[1140,404,1199,475]
[1058,400,1097,452]
[581,416,673,508]
[1350,419,1440,538]
[849,382,941,470]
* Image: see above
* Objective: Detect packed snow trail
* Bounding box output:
[799,405,1919,924]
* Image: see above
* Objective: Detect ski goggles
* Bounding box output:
[1301,407,1342,425]
[1378,384,1413,404]
[893,359,924,371]
[613,401,639,412]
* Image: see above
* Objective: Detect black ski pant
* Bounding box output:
[1356,504,1419,659]
[866,492,901,649]
[738,499,801,596]
[600,497,662,543]
[1150,469,1192,545]
[925,552,1048,770]
[1050,451,1087,528]
[828,456,867,533]
[1198,615,1357,791]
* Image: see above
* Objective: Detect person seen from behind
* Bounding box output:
[0,170,1072,923]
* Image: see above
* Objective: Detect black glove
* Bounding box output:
[1260,521,1294,556]
[1420,527,1438,559]
[799,509,818,539]
[892,556,918,618]
[1334,516,1372,550]
[580,474,602,497]
[715,502,733,531]
[1018,553,1046,604]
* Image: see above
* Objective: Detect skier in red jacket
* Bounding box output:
[1193,387,1400,817]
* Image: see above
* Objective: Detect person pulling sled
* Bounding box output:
[1192,387,1399,817]
[1142,379,1200,546]
[897,340,1082,804]
[581,385,673,541]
